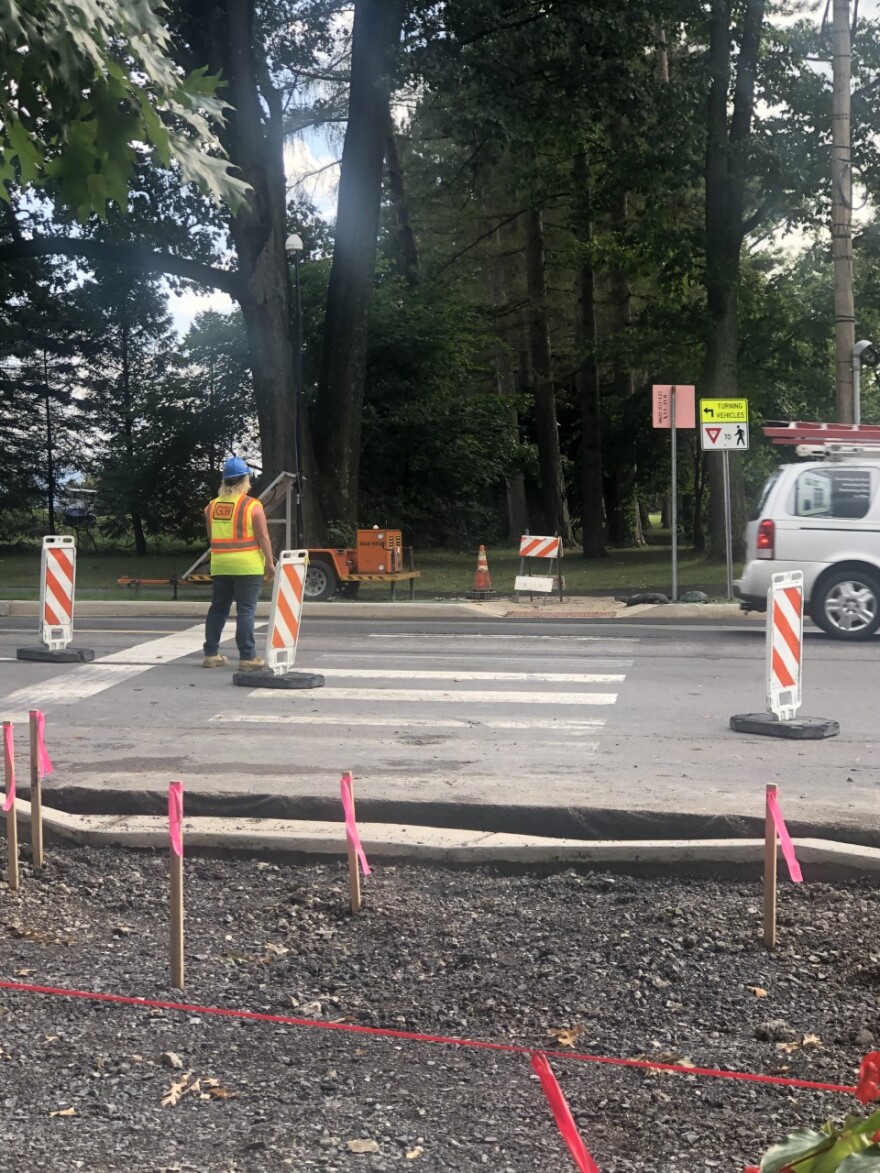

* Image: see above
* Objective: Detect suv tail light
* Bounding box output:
[756,519,775,559]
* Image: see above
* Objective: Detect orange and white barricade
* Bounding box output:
[766,571,803,721]
[265,550,307,675]
[515,533,564,600]
[40,536,77,651]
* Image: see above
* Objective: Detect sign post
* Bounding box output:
[652,385,696,602]
[700,399,750,602]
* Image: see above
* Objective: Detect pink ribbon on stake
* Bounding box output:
[3,724,15,812]
[531,1052,601,1173]
[766,790,803,883]
[33,711,54,777]
[168,782,184,857]
[340,772,371,877]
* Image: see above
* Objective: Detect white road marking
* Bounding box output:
[316,653,634,667]
[213,713,606,731]
[366,633,639,642]
[315,668,624,683]
[0,620,264,716]
[252,687,617,705]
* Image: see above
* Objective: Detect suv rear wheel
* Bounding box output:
[811,569,880,640]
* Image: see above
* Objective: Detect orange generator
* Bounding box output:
[303,527,418,601]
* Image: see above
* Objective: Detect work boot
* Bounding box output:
[238,657,266,672]
[202,654,229,668]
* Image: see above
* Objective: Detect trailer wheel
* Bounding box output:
[340,581,361,599]
[304,558,338,601]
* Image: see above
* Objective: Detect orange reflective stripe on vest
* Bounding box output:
[209,495,264,575]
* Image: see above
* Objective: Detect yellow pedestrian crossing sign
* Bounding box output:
[700,398,748,423]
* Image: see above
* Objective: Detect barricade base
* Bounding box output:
[466,589,497,600]
[729,712,839,739]
[16,646,95,663]
[232,670,324,690]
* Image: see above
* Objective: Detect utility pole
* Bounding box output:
[832,0,855,422]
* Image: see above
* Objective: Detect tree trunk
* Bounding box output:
[572,151,606,558]
[690,441,707,552]
[385,109,420,287]
[607,181,644,549]
[524,208,574,544]
[175,0,323,538]
[703,0,765,560]
[313,0,405,530]
[119,319,147,555]
[487,248,528,541]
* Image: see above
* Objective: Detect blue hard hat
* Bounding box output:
[222,455,250,479]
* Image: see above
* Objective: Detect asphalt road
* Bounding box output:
[0,611,877,842]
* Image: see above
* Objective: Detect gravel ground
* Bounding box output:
[1,846,879,1172]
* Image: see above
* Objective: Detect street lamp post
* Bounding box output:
[285,232,305,548]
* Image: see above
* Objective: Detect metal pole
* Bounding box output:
[722,450,734,602]
[832,0,855,422]
[284,480,292,551]
[293,253,305,548]
[853,351,862,425]
[44,352,55,533]
[671,387,678,602]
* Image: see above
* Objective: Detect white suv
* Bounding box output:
[735,449,880,640]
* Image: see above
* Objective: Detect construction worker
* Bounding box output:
[203,456,275,670]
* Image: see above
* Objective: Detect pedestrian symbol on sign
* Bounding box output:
[735,426,746,446]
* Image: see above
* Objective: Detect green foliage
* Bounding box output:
[360,275,516,545]
[0,0,249,217]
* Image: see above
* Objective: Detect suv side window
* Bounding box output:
[791,467,874,520]
[751,470,781,520]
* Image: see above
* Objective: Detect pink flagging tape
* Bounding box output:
[32,710,53,777]
[340,772,371,877]
[531,1052,601,1172]
[767,790,803,883]
[0,980,858,1097]
[168,782,183,858]
[3,724,15,812]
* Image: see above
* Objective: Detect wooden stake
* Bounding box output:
[170,849,184,990]
[345,774,362,915]
[4,721,18,892]
[28,711,44,870]
[763,783,778,950]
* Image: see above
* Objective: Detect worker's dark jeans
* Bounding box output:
[203,575,263,660]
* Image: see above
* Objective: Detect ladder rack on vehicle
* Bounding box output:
[763,421,880,446]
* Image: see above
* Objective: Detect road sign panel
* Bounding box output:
[701,422,749,451]
[652,385,695,429]
[699,397,748,422]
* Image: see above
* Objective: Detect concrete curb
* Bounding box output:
[0,598,755,622]
[11,799,880,879]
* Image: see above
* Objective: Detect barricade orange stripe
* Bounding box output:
[53,549,73,581]
[774,606,801,665]
[45,569,71,621]
[772,648,795,689]
[43,600,62,627]
[783,586,802,616]
[273,590,299,649]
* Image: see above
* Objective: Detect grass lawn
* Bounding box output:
[0,539,729,600]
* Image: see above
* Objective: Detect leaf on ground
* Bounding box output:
[161,1071,194,1106]
[15,968,34,977]
[776,1035,823,1055]
[548,1025,584,1048]
[49,1107,77,1117]
[746,986,768,998]
[406,1146,424,1159]
[204,1086,238,1100]
[347,1139,380,1154]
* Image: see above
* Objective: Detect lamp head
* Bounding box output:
[285,233,304,254]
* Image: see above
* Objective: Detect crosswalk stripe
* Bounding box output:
[314,668,624,683]
[212,713,606,731]
[366,633,638,643]
[251,687,617,705]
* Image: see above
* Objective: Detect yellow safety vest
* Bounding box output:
[207,495,265,576]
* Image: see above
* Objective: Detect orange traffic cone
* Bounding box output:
[467,545,496,599]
